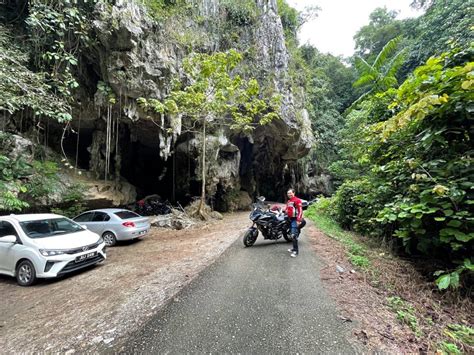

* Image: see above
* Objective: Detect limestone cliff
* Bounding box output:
[2,0,314,210]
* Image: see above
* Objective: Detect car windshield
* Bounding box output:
[20,218,83,239]
[114,211,140,220]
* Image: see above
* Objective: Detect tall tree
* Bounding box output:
[353,7,403,61]
[139,50,280,218]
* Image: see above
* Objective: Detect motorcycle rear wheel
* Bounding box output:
[283,229,293,242]
[243,228,258,247]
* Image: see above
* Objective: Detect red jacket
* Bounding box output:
[286,196,303,222]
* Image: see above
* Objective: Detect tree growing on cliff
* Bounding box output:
[138,49,280,218]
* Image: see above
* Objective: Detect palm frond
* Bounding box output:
[385,48,408,82]
[373,36,402,71]
[354,56,377,77]
[344,89,373,116]
[353,73,377,88]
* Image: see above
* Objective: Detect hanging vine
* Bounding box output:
[96,81,118,181]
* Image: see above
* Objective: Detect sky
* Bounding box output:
[286,0,424,57]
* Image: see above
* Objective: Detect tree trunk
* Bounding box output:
[198,119,206,217]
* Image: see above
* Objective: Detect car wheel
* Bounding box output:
[103,231,117,246]
[16,260,37,287]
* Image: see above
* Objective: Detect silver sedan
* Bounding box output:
[73,209,150,246]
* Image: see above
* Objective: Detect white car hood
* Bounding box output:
[32,230,100,250]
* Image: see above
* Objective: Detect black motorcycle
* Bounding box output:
[243,197,293,247]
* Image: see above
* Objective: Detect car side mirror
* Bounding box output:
[81,225,88,230]
[0,235,17,244]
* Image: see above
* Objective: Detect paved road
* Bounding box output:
[120,230,357,354]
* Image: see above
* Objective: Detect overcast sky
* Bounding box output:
[286,0,424,57]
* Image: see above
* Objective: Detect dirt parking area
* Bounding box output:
[0,212,249,353]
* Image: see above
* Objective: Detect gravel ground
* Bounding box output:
[0,212,249,353]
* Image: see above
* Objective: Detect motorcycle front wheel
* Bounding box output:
[243,228,258,247]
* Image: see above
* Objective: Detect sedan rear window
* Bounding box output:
[114,211,140,220]
[20,218,83,239]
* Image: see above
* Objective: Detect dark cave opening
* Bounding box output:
[119,129,200,203]
[120,138,173,201]
[60,127,93,170]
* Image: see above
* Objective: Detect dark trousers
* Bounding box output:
[291,218,300,254]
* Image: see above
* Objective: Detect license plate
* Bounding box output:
[75,251,97,263]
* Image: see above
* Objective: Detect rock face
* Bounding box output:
[60,0,314,209]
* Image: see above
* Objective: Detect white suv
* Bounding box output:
[0,213,106,286]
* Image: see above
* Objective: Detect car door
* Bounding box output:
[86,212,110,236]
[74,212,94,230]
[0,221,21,274]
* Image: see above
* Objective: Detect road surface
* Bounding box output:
[119,230,358,354]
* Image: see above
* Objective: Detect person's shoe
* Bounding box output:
[290,252,298,258]
[288,248,294,253]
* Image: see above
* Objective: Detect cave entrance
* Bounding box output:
[120,131,200,204]
[120,140,175,201]
[60,127,93,170]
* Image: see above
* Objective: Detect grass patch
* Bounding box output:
[306,206,370,270]
[387,296,422,337]
[440,324,474,354]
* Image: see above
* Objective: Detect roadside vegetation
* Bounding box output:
[291,0,473,294]
[307,201,473,353]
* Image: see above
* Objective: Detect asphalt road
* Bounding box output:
[120,230,358,354]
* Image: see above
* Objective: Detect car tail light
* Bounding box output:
[122,221,136,228]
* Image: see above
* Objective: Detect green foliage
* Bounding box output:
[0,27,71,121]
[437,323,474,354]
[353,1,473,80]
[329,45,473,289]
[371,48,473,257]
[438,341,461,355]
[331,179,388,236]
[50,184,86,218]
[349,254,370,269]
[1,0,96,123]
[26,0,95,106]
[277,0,319,43]
[221,0,258,26]
[354,7,403,60]
[140,0,191,22]
[0,153,59,212]
[403,0,474,75]
[311,196,335,217]
[0,132,82,213]
[306,205,370,270]
[0,154,31,211]
[97,81,117,105]
[444,324,474,348]
[349,36,407,112]
[24,160,59,200]
[298,45,356,177]
[434,259,474,290]
[387,296,422,337]
[140,49,280,132]
[277,0,299,41]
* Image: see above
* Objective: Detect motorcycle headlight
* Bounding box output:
[39,249,66,257]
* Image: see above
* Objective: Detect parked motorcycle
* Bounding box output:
[134,198,172,216]
[243,197,293,247]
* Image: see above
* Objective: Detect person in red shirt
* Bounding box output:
[285,188,303,257]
